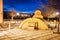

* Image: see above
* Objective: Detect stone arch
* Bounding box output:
[19,18,48,30]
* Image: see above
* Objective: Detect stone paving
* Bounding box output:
[0,28,60,40]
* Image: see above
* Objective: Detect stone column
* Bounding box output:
[0,0,3,23]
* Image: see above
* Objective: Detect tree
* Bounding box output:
[36,0,56,18]
[48,0,60,22]
[8,9,16,21]
[48,0,60,34]
[48,0,60,9]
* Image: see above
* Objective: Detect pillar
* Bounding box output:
[0,0,3,23]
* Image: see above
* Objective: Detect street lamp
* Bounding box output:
[56,12,59,15]
[16,12,20,16]
[53,12,60,34]
[16,12,20,24]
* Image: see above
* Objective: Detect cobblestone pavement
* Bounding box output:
[0,28,60,40]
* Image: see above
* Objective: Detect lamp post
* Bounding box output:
[16,12,20,24]
[53,12,60,34]
[56,12,60,34]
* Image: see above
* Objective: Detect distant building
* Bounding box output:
[14,12,33,19]
[20,13,31,17]
[3,11,33,19]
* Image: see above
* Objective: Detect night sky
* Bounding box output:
[3,0,47,13]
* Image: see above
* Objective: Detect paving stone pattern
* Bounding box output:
[0,28,60,40]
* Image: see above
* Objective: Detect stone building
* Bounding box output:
[19,10,48,30]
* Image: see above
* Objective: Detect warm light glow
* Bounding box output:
[34,10,41,15]
[19,18,48,30]
[56,12,59,15]
[33,10,43,18]
[16,12,20,16]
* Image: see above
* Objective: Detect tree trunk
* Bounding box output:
[12,16,13,21]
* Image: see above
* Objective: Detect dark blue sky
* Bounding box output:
[3,0,47,13]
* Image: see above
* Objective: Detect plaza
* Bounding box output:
[0,0,60,40]
[0,28,60,40]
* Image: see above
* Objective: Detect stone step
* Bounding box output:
[0,35,11,40]
[24,31,53,40]
[10,30,52,39]
[31,34,59,40]
[0,29,54,40]
[47,34,59,40]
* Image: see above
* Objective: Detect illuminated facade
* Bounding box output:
[33,10,43,19]
[19,10,48,30]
